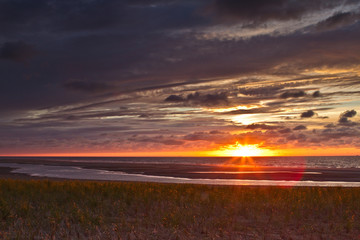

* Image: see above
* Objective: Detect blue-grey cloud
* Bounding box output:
[338,109,357,126]
[293,125,307,131]
[239,85,284,96]
[278,128,292,134]
[341,109,357,118]
[165,95,185,102]
[165,92,228,106]
[301,110,315,118]
[280,90,306,99]
[246,123,281,130]
[312,91,321,97]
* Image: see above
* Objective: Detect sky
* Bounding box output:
[1,0,360,156]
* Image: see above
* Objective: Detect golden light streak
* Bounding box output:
[304,66,360,75]
[208,105,259,113]
[2,147,360,157]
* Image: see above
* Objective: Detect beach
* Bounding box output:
[1,157,360,239]
[1,157,360,185]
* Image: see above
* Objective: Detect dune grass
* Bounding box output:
[0,179,359,239]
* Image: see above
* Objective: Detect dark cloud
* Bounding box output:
[165,95,185,102]
[293,125,307,131]
[301,110,315,118]
[187,92,228,106]
[63,80,114,94]
[286,133,308,143]
[55,1,125,32]
[209,130,225,134]
[338,110,357,126]
[339,117,351,124]
[165,92,228,106]
[246,123,281,130]
[312,91,321,97]
[0,41,37,62]
[239,85,284,96]
[183,132,208,141]
[161,139,184,146]
[0,0,120,33]
[278,128,292,134]
[283,116,295,120]
[321,130,359,139]
[139,114,150,118]
[0,0,208,36]
[280,90,306,99]
[341,109,357,118]
[0,0,50,33]
[2,10,360,114]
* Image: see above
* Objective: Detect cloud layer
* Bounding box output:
[0,0,360,155]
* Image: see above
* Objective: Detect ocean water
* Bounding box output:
[1,156,360,187]
[2,156,360,168]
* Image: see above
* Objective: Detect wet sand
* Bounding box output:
[1,158,360,183]
[0,166,69,181]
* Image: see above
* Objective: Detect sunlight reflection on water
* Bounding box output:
[1,163,360,187]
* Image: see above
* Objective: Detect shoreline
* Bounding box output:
[0,166,71,181]
[2,159,360,187]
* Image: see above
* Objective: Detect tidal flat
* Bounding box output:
[0,179,359,239]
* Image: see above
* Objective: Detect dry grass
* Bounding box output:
[0,179,359,239]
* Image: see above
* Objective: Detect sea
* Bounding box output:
[1,156,360,187]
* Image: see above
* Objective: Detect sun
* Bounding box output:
[214,142,273,157]
[231,144,263,157]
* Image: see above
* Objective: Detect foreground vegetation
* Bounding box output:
[0,179,359,239]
